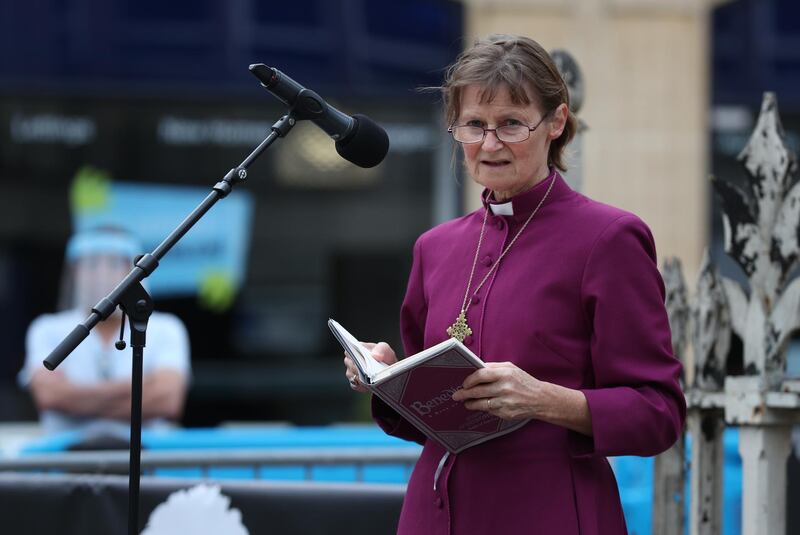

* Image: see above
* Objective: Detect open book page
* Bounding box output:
[328,319,389,381]
[370,338,485,384]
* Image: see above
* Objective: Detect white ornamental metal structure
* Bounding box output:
[654,258,689,535]
[660,92,800,535]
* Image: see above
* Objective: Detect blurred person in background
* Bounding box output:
[343,35,685,534]
[18,227,190,441]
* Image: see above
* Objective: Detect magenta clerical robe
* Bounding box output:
[373,170,686,534]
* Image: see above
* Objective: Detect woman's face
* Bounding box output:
[73,253,132,309]
[457,84,566,201]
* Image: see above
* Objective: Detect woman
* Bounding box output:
[344,35,685,534]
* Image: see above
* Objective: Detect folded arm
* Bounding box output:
[30,368,188,422]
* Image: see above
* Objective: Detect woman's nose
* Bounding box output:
[481,129,504,151]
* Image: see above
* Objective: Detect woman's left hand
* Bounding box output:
[451,362,593,436]
[451,362,546,421]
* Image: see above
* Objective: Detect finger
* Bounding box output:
[461,368,498,390]
[348,375,369,393]
[463,398,495,412]
[484,362,514,369]
[345,365,360,381]
[371,342,397,364]
[343,354,362,370]
[343,357,357,374]
[452,385,495,401]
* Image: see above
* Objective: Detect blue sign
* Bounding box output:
[71,171,254,309]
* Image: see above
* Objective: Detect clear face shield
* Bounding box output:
[58,230,141,312]
[70,253,133,310]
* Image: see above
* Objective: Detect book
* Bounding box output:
[328,318,530,454]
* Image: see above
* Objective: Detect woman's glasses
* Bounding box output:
[448,110,551,144]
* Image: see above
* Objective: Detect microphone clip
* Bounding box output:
[271,113,297,138]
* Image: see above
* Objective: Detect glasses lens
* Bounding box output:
[452,126,485,143]
[496,125,530,143]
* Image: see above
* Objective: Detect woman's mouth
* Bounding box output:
[481,160,510,167]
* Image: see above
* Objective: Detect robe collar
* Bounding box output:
[481,168,571,222]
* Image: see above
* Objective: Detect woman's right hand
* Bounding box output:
[343,342,398,393]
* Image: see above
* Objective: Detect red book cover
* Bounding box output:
[329,319,529,453]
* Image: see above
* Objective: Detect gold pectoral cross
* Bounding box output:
[446,310,472,342]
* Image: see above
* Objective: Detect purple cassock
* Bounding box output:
[372,169,686,534]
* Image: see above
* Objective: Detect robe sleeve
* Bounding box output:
[371,236,428,445]
[573,215,686,457]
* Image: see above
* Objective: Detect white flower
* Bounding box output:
[141,484,249,535]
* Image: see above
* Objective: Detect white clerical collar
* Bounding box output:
[489,201,514,216]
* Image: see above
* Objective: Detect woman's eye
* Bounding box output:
[503,119,523,126]
[464,120,483,127]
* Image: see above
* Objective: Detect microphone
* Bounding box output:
[249,64,389,168]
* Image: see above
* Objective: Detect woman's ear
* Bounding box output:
[548,103,569,140]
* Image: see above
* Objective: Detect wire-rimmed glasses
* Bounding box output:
[448,111,551,144]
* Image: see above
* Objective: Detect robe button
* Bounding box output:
[495,218,505,230]
[481,255,492,267]
[464,335,473,346]
[435,496,443,508]
[470,295,480,305]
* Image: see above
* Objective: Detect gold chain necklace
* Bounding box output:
[446,175,557,342]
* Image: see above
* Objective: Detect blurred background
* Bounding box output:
[0,0,799,429]
[0,0,465,427]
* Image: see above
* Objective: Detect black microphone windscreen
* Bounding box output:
[335,114,390,168]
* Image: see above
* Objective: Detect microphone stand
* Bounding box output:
[43,111,298,535]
